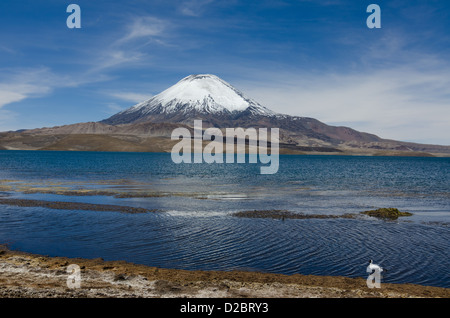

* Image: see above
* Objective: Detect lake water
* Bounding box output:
[0,151,448,288]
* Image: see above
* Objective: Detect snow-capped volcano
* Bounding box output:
[100,74,384,147]
[10,74,448,155]
[148,74,272,113]
[102,74,275,125]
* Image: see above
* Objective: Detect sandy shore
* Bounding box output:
[0,247,448,298]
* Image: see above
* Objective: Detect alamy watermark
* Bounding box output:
[66,4,81,29]
[366,259,383,288]
[67,264,81,289]
[65,4,380,29]
[171,120,279,175]
[366,4,381,29]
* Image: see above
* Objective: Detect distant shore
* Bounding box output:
[1,146,450,158]
[0,246,448,298]
[1,131,450,158]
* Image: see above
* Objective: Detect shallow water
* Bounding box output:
[0,151,449,287]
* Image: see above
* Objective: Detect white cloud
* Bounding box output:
[240,65,450,145]
[108,92,153,103]
[0,91,28,108]
[0,67,109,110]
[0,68,55,109]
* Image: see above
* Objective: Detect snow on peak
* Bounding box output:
[125,74,276,116]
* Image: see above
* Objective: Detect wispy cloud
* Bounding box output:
[108,91,153,103]
[85,15,173,73]
[0,67,109,109]
[0,68,55,108]
[116,16,168,44]
[179,0,214,17]
[90,50,146,73]
[0,68,59,131]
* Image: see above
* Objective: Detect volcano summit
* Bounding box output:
[102,74,275,126]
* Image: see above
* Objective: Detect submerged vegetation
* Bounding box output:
[0,198,158,214]
[0,180,417,221]
[233,208,414,221]
[232,210,357,220]
[0,179,215,199]
[360,208,413,220]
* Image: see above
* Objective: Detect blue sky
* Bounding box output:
[0,0,449,145]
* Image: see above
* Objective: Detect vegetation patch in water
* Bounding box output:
[233,210,356,220]
[0,198,159,214]
[360,208,413,220]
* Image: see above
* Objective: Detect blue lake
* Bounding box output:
[0,151,448,288]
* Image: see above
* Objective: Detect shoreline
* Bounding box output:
[1,246,448,298]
